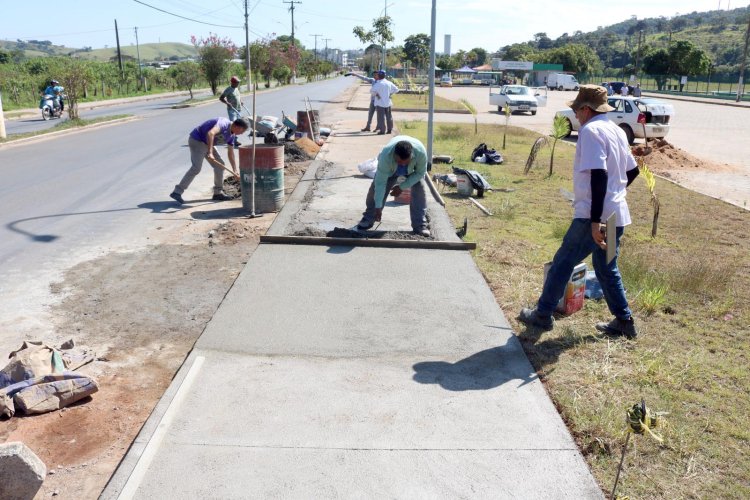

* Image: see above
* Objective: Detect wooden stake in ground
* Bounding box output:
[469,197,493,216]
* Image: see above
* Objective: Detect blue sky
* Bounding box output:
[1,0,748,53]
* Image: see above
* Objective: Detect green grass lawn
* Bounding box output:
[392,93,467,112]
[400,119,750,498]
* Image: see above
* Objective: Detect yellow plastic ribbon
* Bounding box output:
[626,400,664,443]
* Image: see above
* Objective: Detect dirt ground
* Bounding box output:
[632,138,749,207]
[0,154,312,499]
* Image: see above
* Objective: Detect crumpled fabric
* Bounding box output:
[0,340,96,418]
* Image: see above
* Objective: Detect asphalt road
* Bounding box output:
[0,76,354,344]
[4,90,213,136]
[432,85,750,170]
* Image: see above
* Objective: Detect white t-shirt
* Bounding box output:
[621,85,629,96]
[371,79,399,107]
[572,114,637,227]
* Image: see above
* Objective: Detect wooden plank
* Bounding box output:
[260,235,476,251]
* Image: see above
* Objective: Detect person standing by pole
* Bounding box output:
[219,76,242,121]
[371,70,398,135]
[346,70,380,132]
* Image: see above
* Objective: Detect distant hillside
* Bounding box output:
[0,40,197,62]
[72,43,198,62]
[499,6,750,74]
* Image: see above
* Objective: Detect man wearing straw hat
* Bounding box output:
[518,84,640,338]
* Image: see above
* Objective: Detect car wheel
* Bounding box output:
[619,124,635,145]
[498,106,502,113]
[531,110,536,115]
[564,119,573,138]
[557,86,563,91]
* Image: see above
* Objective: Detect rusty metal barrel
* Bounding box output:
[296,110,320,141]
[239,144,285,212]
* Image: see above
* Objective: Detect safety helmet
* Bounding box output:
[51,80,59,85]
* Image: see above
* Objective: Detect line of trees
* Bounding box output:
[0,33,338,112]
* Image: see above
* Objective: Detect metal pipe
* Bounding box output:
[426,0,437,172]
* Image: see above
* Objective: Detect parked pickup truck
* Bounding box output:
[489,85,547,115]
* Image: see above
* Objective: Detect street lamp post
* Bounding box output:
[426,0,436,170]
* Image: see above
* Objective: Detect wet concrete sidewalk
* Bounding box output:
[102,92,603,498]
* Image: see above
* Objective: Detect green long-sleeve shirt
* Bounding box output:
[373,135,427,209]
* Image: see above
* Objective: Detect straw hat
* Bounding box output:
[567,84,614,112]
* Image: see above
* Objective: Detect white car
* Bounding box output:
[556,96,674,144]
[489,85,547,115]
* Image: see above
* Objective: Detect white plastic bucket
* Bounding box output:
[456,174,473,196]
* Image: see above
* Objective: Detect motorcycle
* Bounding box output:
[39,93,64,120]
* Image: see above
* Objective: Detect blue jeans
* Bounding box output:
[360,175,427,231]
[537,218,632,319]
[228,107,241,122]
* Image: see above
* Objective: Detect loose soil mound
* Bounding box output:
[294,137,321,157]
[631,139,734,176]
[285,141,313,162]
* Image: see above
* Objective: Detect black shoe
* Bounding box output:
[356,220,374,231]
[386,130,392,134]
[169,192,184,205]
[212,192,232,201]
[518,307,554,331]
[361,127,371,132]
[377,132,386,135]
[596,317,638,339]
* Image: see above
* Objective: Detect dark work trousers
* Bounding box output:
[364,99,375,129]
[375,105,393,134]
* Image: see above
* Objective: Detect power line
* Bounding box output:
[133,0,243,28]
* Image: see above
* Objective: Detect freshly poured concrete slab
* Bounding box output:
[127,352,602,498]
[196,244,511,358]
[132,446,600,498]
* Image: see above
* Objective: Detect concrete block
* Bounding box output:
[0,442,46,500]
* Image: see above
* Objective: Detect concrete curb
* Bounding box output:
[347,105,470,114]
[0,116,141,149]
[642,92,750,108]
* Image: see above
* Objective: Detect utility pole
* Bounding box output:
[244,0,252,91]
[134,27,143,90]
[114,19,123,78]
[323,38,332,62]
[635,29,644,82]
[382,0,388,71]
[283,0,301,83]
[737,12,750,102]
[311,34,321,61]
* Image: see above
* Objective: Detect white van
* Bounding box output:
[547,73,579,91]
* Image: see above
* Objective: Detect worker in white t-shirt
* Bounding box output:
[519,85,640,339]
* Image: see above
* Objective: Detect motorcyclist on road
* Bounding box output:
[43,80,65,112]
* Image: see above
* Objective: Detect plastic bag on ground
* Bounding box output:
[358,158,378,178]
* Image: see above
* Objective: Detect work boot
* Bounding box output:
[212,192,232,201]
[169,192,184,205]
[518,307,554,331]
[361,127,371,132]
[356,219,374,231]
[596,317,638,339]
[413,227,430,237]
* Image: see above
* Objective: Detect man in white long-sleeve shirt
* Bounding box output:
[346,71,380,131]
[371,70,399,135]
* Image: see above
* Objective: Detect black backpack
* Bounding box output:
[471,143,489,161]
